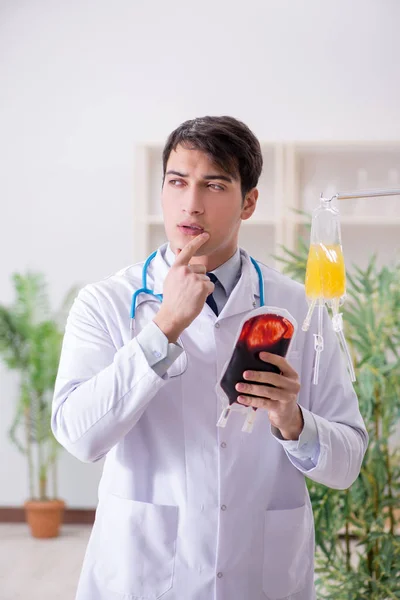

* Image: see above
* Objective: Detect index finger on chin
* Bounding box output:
[174,232,209,266]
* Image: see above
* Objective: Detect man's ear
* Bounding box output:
[241,188,258,221]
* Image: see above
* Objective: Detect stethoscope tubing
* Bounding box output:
[130,252,264,328]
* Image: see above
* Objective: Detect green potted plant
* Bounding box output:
[0,272,78,538]
[276,230,400,598]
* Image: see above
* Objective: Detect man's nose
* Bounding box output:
[182,186,204,214]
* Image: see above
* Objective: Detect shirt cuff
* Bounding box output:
[136,321,183,377]
[271,406,320,465]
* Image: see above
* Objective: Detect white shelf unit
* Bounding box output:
[134,142,400,272]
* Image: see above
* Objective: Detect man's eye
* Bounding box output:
[209,184,224,191]
[169,179,184,187]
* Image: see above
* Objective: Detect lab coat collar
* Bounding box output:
[147,244,170,296]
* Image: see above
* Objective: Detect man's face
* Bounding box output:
[161,144,257,269]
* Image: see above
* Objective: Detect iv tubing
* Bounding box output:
[302,298,317,332]
[336,329,356,382]
[313,299,324,385]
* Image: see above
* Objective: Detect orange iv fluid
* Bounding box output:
[305,244,346,300]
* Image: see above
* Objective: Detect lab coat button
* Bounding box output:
[215,322,220,328]
[221,504,227,511]
[220,442,227,448]
[217,572,223,578]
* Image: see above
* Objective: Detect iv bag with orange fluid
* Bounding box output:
[303,197,355,385]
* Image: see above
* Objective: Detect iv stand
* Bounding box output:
[329,188,400,201]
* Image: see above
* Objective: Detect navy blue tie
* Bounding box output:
[206,272,219,316]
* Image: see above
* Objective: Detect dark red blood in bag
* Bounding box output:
[220,314,294,407]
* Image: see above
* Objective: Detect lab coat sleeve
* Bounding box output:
[51,286,172,463]
[271,407,320,470]
[284,309,368,490]
[136,320,184,377]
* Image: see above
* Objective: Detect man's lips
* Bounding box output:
[178,224,205,235]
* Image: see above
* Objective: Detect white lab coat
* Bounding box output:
[52,245,368,600]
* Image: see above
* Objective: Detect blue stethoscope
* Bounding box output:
[130,251,265,331]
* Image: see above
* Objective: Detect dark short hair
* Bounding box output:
[162,116,263,197]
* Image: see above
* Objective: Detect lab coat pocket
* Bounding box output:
[94,494,179,599]
[262,504,312,599]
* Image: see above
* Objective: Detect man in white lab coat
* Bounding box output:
[52,116,368,600]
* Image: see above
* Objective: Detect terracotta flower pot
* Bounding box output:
[24,498,65,538]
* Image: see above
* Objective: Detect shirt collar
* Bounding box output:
[210,249,241,296]
[164,244,241,296]
[165,244,176,268]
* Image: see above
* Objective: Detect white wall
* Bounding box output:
[1,0,399,508]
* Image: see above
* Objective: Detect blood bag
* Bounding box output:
[216,307,297,433]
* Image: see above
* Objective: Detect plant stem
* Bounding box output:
[49,438,59,500]
[384,445,395,536]
[24,405,34,499]
[39,471,47,500]
[52,457,58,499]
[345,489,351,572]
[36,393,47,501]
[367,549,374,596]
[373,386,381,583]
